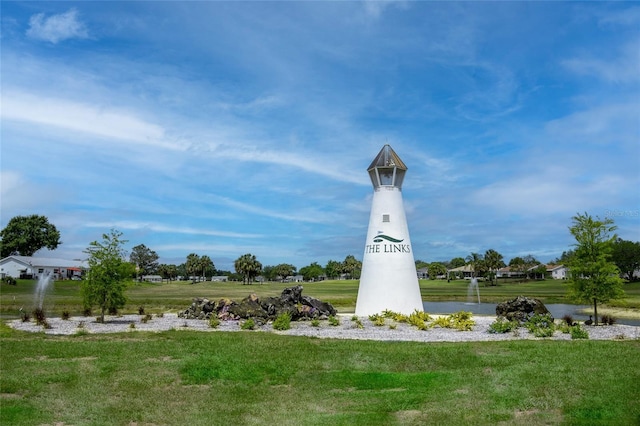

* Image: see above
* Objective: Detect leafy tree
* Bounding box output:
[449,257,466,268]
[522,255,540,279]
[465,252,484,278]
[341,255,362,279]
[185,253,201,282]
[325,260,342,279]
[82,229,129,323]
[299,262,324,281]
[415,259,429,270]
[199,255,215,280]
[274,263,297,281]
[611,239,640,281]
[567,213,625,325]
[261,265,277,282]
[552,250,575,265]
[234,253,262,285]
[427,262,447,280]
[0,214,61,257]
[508,257,526,278]
[129,244,159,281]
[484,249,505,286]
[157,264,178,282]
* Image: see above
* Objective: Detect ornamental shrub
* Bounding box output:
[272,312,292,331]
[488,317,519,334]
[241,318,256,330]
[570,324,589,339]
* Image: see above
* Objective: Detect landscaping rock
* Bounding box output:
[495,295,553,323]
[178,286,336,321]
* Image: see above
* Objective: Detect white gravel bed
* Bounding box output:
[7,313,640,342]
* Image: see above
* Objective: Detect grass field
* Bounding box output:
[2,279,640,425]
[1,324,639,425]
[2,278,639,318]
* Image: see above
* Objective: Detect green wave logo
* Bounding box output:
[373,234,404,243]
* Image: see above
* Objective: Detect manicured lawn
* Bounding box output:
[1,324,639,425]
[2,279,639,318]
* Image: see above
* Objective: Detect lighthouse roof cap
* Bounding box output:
[367,144,407,171]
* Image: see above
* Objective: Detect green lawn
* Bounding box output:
[1,324,639,426]
[2,279,640,425]
[2,278,639,318]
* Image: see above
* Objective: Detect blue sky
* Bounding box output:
[1,1,639,271]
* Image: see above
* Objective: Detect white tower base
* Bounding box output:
[355,186,423,316]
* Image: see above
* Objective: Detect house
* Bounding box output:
[210,276,228,282]
[416,267,429,279]
[546,264,567,280]
[447,264,475,279]
[141,275,163,283]
[0,255,86,280]
[496,266,525,279]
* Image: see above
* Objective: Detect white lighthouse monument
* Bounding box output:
[355,145,423,316]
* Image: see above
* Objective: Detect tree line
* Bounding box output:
[1,213,635,325]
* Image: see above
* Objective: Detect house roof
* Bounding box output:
[448,264,474,272]
[0,255,87,269]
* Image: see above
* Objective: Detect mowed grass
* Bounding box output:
[2,278,640,318]
[1,323,639,426]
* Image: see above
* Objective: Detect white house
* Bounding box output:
[0,255,86,280]
[547,264,567,280]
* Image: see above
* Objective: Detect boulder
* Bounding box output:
[495,295,553,323]
[179,286,336,322]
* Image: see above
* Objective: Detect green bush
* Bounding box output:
[526,313,555,337]
[310,319,320,327]
[407,312,428,330]
[570,324,589,339]
[488,317,519,334]
[328,315,340,326]
[449,311,475,331]
[369,313,386,326]
[1,276,17,285]
[432,312,475,331]
[272,312,292,331]
[241,318,255,330]
[209,316,220,328]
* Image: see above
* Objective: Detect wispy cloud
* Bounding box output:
[2,91,178,149]
[83,221,263,239]
[26,8,88,43]
[562,40,640,83]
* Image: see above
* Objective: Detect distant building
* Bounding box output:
[142,275,163,283]
[0,255,86,280]
[210,276,228,282]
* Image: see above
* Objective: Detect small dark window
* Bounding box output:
[383,214,390,222]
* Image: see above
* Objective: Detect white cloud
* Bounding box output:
[1,91,178,149]
[83,221,262,239]
[26,8,89,44]
[562,40,640,84]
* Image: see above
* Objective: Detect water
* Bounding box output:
[467,278,480,304]
[423,301,640,327]
[34,272,53,311]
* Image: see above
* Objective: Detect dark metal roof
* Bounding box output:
[367,144,407,171]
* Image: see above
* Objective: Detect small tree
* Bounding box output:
[567,213,625,325]
[130,244,159,281]
[82,229,129,323]
[299,262,324,281]
[324,260,342,279]
[0,214,61,257]
[427,262,447,280]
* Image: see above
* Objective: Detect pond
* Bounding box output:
[423,301,640,327]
